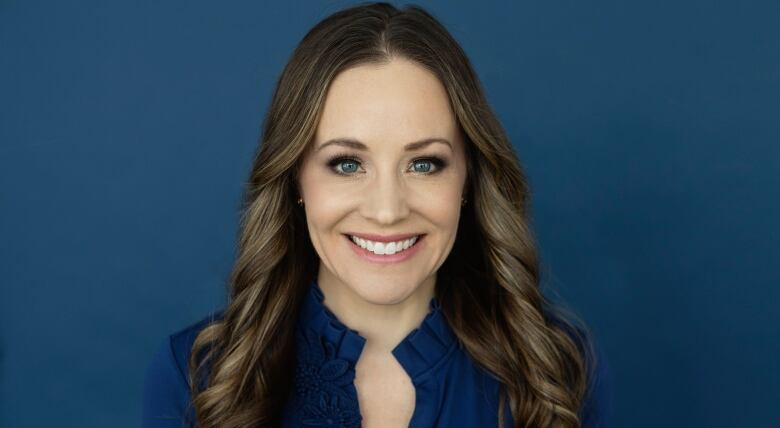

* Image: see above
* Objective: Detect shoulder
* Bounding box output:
[548,313,614,428]
[168,309,225,378]
[142,309,225,428]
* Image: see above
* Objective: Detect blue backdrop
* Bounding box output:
[1,1,778,426]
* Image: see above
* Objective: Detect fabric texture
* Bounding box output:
[143,278,613,427]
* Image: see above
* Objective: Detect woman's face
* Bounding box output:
[297,57,468,305]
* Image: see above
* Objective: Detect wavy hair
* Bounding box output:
[188,2,597,427]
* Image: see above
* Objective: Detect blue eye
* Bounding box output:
[326,154,447,177]
[324,156,359,175]
[412,159,434,173]
[334,158,360,174]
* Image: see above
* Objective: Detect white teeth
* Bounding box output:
[350,235,419,255]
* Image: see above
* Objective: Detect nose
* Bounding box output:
[360,171,411,225]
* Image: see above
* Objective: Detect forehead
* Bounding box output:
[315,58,458,146]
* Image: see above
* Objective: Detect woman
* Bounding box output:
[143,2,611,427]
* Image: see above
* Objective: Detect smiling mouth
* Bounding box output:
[342,233,426,253]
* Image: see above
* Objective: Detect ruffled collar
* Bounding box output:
[297,277,457,381]
[283,278,460,427]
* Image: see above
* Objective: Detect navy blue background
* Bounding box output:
[1,1,778,426]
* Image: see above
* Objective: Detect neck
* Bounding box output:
[315,270,436,355]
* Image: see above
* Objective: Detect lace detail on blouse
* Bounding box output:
[293,326,362,428]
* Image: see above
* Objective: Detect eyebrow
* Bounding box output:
[316,137,453,153]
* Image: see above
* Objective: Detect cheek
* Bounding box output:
[302,185,352,239]
[416,188,461,227]
[305,198,342,232]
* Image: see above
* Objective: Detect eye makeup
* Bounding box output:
[324,151,449,177]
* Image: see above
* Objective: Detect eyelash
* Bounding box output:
[325,152,448,177]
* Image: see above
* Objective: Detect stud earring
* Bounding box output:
[461,197,467,206]
[297,197,303,206]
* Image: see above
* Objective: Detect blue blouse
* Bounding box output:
[143,278,612,427]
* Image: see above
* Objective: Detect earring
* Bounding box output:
[461,197,467,206]
[297,197,303,206]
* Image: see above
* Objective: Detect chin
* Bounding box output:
[342,273,421,305]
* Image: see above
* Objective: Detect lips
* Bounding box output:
[343,234,424,252]
[344,232,426,263]
[343,232,425,243]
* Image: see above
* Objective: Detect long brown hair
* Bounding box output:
[188,2,597,427]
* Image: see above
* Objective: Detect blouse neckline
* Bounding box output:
[297,277,458,382]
